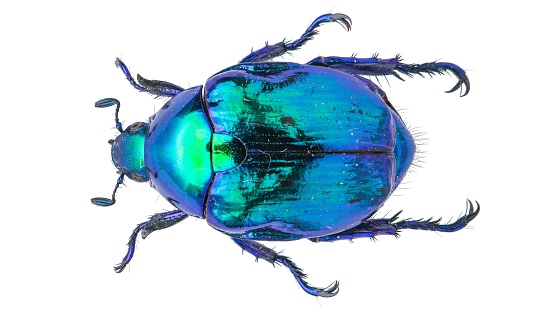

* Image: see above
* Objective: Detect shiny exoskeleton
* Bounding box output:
[93,13,479,297]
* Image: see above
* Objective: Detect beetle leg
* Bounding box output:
[232,238,339,297]
[239,13,351,63]
[113,210,188,273]
[307,55,470,97]
[310,200,480,242]
[114,58,184,97]
[308,212,401,242]
[393,199,480,232]
[395,61,470,97]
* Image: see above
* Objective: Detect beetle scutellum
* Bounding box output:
[93,13,479,297]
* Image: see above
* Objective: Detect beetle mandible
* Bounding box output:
[93,13,479,297]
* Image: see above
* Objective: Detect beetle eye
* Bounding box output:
[130,173,147,182]
[129,122,143,133]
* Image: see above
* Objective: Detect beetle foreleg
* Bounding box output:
[232,238,339,297]
[239,13,351,63]
[115,58,184,97]
[113,210,188,273]
[307,55,470,96]
[140,210,189,239]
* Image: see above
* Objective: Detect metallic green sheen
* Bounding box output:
[144,87,213,217]
[208,153,394,238]
[203,63,401,238]
[212,133,247,172]
[206,64,395,153]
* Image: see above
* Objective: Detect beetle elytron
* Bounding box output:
[93,13,479,297]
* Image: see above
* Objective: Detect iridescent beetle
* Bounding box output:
[93,13,479,297]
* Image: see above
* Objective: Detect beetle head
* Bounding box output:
[111,122,149,183]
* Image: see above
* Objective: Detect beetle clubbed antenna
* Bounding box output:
[91,173,125,206]
[95,98,123,133]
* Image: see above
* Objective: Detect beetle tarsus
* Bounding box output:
[276,256,339,297]
[308,56,470,97]
[114,58,147,93]
[310,200,480,242]
[114,221,149,273]
[239,13,351,63]
[395,61,470,97]
[232,238,339,297]
[393,200,480,232]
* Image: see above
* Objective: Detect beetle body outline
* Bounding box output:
[93,13,478,297]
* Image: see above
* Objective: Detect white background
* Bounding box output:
[1,0,552,311]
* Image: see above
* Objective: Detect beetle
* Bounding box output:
[92,13,479,297]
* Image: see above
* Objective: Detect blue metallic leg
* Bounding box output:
[114,210,188,273]
[307,55,470,96]
[232,238,339,297]
[115,58,184,97]
[239,13,351,63]
[310,200,480,242]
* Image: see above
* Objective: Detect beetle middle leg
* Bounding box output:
[232,238,339,297]
[114,210,188,273]
[114,58,184,97]
[307,55,470,96]
[310,200,480,242]
[239,13,351,63]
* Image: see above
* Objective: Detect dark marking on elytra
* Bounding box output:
[279,179,295,188]
[280,116,296,126]
[347,198,363,204]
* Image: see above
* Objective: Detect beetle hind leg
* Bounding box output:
[307,55,470,96]
[113,210,188,273]
[309,212,401,242]
[393,199,480,232]
[232,238,339,297]
[114,58,184,97]
[239,13,351,63]
[310,200,480,242]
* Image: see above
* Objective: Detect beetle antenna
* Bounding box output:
[91,173,125,206]
[95,98,123,133]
